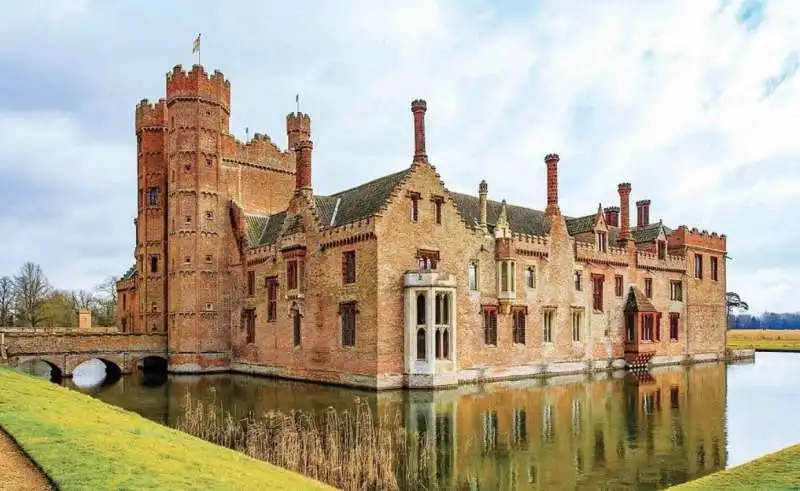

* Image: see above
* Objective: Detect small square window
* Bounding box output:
[185,164,192,172]
[204,303,214,311]
[205,210,214,220]
[205,255,213,263]
[185,215,192,224]
[184,256,191,264]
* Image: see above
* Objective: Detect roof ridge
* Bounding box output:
[330,167,411,197]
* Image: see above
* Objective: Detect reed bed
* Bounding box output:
[176,393,437,491]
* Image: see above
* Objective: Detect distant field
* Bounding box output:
[728,329,800,351]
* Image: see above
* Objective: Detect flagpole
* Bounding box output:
[296,94,300,114]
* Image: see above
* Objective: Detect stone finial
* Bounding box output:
[479,179,488,194]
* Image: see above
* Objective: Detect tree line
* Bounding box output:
[0,262,117,328]
[726,291,800,329]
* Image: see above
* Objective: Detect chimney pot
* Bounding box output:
[603,206,620,227]
[636,199,651,227]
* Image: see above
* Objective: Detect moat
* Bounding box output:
[33,352,800,490]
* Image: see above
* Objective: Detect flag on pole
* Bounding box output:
[295,94,300,113]
[192,33,201,54]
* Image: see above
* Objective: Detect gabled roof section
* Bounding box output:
[244,214,270,245]
[120,265,136,281]
[566,214,597,236]
[243,211,288,247]
[323,168,412,228]
[624,286,658,313]
[448,193,552,236]
[631,221,672,244]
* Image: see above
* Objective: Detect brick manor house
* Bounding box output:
[116,64,728,389]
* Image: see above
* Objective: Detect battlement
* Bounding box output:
[220,134,293,171]
[636,249,687,272]
[286,112,311,150]
[135,98,167,130]
[575,240,629,264]
[668,225,727,252]
[166,64,231,110]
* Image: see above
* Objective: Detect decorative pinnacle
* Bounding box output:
[479,179,488,194]
[411,99,427,112]
[544,153,560,164]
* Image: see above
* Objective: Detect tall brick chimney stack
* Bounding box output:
[479,179,488,228]
[618,183,632,244]
[544,153,561,216]
[604,206,620,227]
[411,99,428,163]
[295,140,313,191]
[636,199,651,227]
[286,112,311,151]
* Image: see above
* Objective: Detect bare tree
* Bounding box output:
[69,290,96,310]
[0,276,15,326]
[13,262,51,327]
[93,276,119,327]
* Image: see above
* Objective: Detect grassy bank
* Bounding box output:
[669,442,800,490]
[0,369,332,490]
[728,329,800,351]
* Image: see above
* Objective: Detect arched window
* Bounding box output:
[442,329,450,359]
[442,294,450,325]
[435,293,442,324]
[435,329,442,359]
[416,293,426,326]
[416,328,426,360]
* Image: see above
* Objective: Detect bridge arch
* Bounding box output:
[137,355,168,386]
[16,358,63,383]
[70,357,123,388]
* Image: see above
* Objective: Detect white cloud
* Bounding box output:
[0,0,796,313]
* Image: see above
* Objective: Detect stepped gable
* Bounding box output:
[448,192,551,236]
[624,286,658,313]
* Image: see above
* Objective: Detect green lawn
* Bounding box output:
[728,338,800,351]
[669,443,800,490]
[0,368,332,491]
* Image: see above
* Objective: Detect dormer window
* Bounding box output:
[597,231,607,252]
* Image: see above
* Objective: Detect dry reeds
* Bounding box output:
[176,392,435,490]
[728,329,800,341]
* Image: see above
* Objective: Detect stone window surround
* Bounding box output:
[404,287,456,375]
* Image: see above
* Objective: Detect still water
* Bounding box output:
[48,353,800,490]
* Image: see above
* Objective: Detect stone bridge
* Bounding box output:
[0,328,167,379]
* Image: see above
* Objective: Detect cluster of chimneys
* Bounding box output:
[289,99,654,242]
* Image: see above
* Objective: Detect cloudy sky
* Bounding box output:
[0,0,796,313]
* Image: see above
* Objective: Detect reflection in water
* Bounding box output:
[17,359,62,383]
[61,360,750,491]
[72,359,122,389]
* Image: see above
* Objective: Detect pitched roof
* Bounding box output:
[244,214,270,245]
[120,265,136,281]
[448,193,552,236]
[566,214,597,235]
[320,168,412,227]
[624,286,658,313]
[631,222,672,244]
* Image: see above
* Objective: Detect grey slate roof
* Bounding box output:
[120,265,136,280]
[631,222,672,244]
[448,193,552,236]
[566,214,597,235]
[322,168,412,227]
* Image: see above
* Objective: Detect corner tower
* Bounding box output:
[134,98,169,334]
[165,64,232,372]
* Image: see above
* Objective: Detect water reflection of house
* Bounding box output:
[397,363,727,490]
